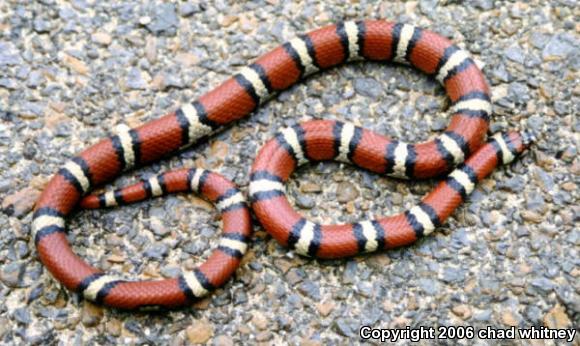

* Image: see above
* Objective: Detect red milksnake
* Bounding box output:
[32,20,532,309]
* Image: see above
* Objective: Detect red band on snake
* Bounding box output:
[32,20,532,309]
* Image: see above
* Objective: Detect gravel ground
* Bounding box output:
[0,0,578,345]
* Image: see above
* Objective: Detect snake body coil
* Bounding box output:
[32,20,531,309]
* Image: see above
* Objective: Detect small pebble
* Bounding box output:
[186,319,213,344]
[92,32,112,46]
[336,181,359,203]
[1,187,41,217]
[81,302,104,327]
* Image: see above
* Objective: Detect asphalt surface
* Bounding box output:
[0,1,578,345]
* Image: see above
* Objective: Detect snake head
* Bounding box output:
[501,130,534,161]
[490,131,534,166]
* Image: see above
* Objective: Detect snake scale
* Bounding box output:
[32,20,532,309]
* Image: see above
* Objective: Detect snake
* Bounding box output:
[31,20,532,309]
